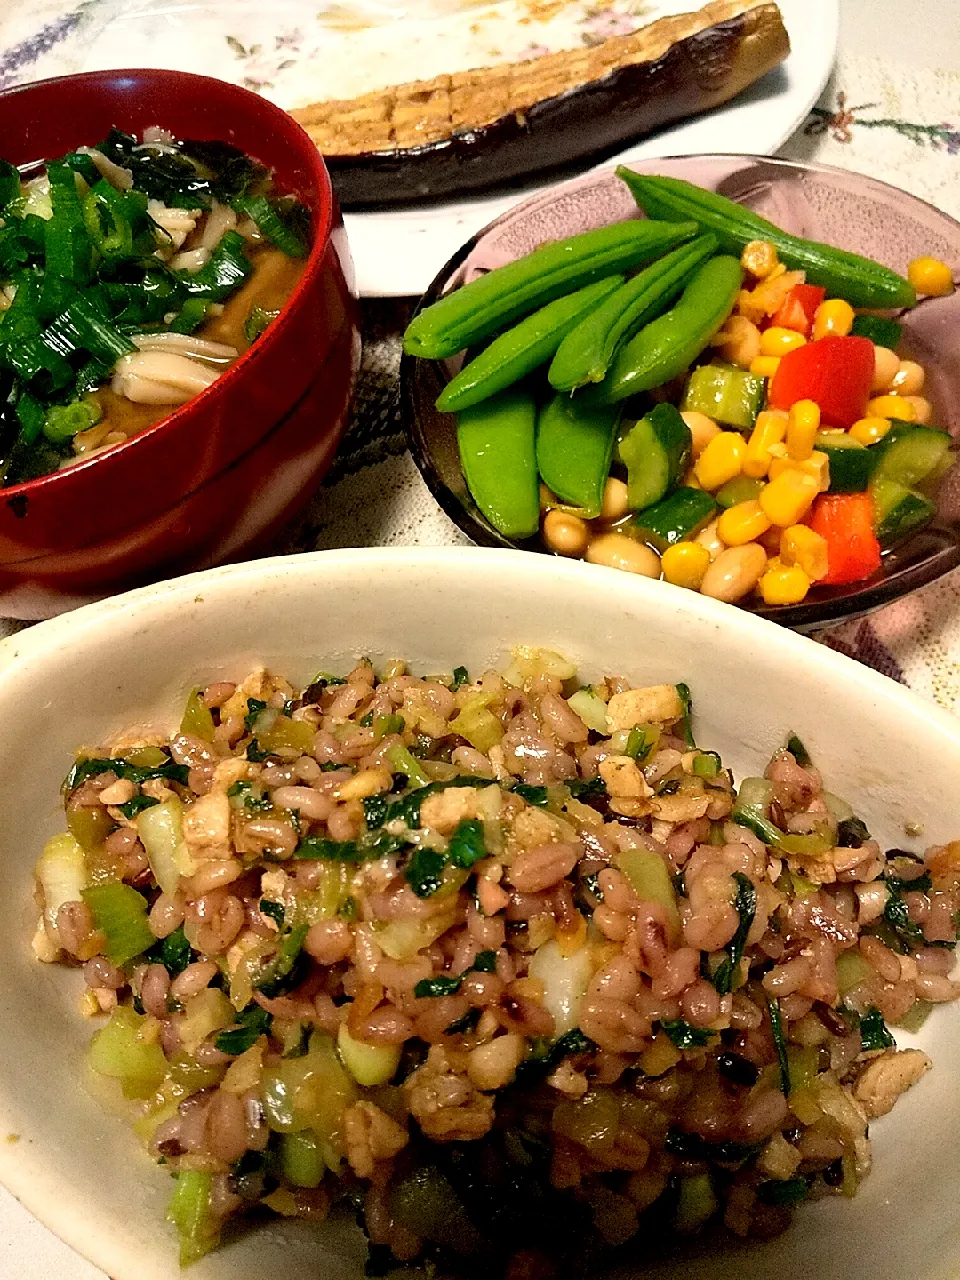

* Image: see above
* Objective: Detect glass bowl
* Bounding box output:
[401,155,960,630]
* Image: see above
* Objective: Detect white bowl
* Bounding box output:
[1,546,958,1280]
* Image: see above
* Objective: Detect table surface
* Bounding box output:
[2,1,960,1276]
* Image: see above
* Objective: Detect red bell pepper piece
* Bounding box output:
[768,334,875,428]
[770,283,826,337]
[808,493,882,585]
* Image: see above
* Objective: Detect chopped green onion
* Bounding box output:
[675,683,695,747]
[625,723,660,761]
[244,305,279,343]
[42,398,101,444]
[169,297,210,335]
[374,713,405,741]
[178,229,252,301]
[44,161,93,284]
[166,1170,220,1266]
[81,881,155,966]
[0,159,20,211]
[692,751,721,779]
[386,744,431,789]
[234,193,309,258]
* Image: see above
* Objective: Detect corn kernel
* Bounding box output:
[759,469,820,526]
[743,410,788,478]
[694,431,745,491]
[760,562,813,606]
[768,451,829,492]
[759,326,807,357]
[740,239,779,278]
[812,298,855,341]
[867,395,915,422]
[850,416,893,446]
[749,355,781,378]
[716,499,772,547]
[786,399,821,460]
[907,256,954,297]
[661,541,712,590]
[781,525,829,582]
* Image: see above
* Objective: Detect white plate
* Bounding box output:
[2,0,836,294]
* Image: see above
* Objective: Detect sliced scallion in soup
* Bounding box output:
[0,127,310,485]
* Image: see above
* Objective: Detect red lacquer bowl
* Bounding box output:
[0,69,361,618]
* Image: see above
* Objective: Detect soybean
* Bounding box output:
[436,276,623,414]
[403,218,699,359]
[590,256,744,404]
[548,232,718,391]
[699,544,767,602]
[585,533,661,577]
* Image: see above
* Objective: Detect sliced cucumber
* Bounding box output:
[715,475,764,509]
[871,476,936,545]
[632,486,717,551]
[682,363,766,431]
[814,432,874,493]
[618,403,692,512]
[871,421,952,487]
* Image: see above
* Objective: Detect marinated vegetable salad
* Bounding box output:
[33,651,960,1272]
[405,171,956,607]
[0,129,309,485]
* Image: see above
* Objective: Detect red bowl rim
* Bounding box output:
[0,67,336,499]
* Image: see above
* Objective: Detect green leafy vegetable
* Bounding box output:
[414,975,463,998]
[757,1178,809,1206]
[254,924,308,998]
[512,782,548,806]
[708,872,756,996]
[566,776,607,800]
[661,1019,714,1049]
[858,1006,896,1052]
[450,665,469,691]
[470,949,498,973]
[786,732,811,767]
[146,924,192,977]
[64,753,188,793]
[215,1005,273,1055]
[405,848,448,898]
[259,898,286,927]
[448,818,486,869]
[837,815,871,848]
[767,995,790,1095]
[117,793,160,820]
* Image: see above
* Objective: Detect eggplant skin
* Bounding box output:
[293,1,790,209]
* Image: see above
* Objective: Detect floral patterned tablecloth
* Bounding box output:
[271,54,960,713]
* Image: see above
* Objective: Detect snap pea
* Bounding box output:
[403,219,699,360]
[457,389,539,538]
[436,275,624,414]
[589,256,743,404]
[617,168,917,311]
[548,232,718,392]
[536,394,621,515]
